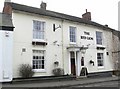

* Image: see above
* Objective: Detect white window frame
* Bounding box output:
[96,31,103,45]
[33,20,45,42]
[69,26,76,44]
[97,53,104,68]
[32,50,46,72]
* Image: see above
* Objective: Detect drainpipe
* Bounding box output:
[74,51,77,77]
[118,33,120,72]
[61,19,64,74]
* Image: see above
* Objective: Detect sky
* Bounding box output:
[0,0,119,30]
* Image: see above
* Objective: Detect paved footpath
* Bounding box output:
[2,76,119,88]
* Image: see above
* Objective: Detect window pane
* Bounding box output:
[69,26,76,42]
[97,56,101,59]
[36,56,38,59]
[36,65,38,69]
[97,53,104,67]
[96,31,103,45]
[42,56,44,59]
[81,57,84,66]
[33,56,35,59]
[33,20,45,40]
[33,65,35,69]
[42,65,44,69]
[38,56,41,59]
[42,60,44,64]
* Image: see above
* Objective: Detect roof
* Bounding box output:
[7,2,116,31]
[112,29,120,37]
[0,13,13,27]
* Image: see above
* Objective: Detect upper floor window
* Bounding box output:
[96,31,103,45]
[33,20,45,40]
[97,53,104,67]
[69,26,76,43]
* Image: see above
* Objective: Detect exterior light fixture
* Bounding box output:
[54,61,59,65]
[89,60,94,66]
[53,24,61,31]
[80,46,88,54]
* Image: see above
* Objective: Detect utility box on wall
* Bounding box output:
[0,30,13,82]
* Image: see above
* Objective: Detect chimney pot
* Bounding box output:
[82,9,91,21]
[105,24,108,27]
[5,0,11,2]
[86,9,87,13]
[40,2,47,10]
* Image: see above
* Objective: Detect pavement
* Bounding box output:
[2,75,119,88]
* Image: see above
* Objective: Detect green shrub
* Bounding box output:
[19,64,34,78]
[52,68,64,76]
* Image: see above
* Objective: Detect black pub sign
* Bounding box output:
[81,31,93,40]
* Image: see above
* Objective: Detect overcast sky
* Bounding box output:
[0,0,119,30]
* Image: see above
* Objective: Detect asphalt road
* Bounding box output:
[72,80,119,87]
[55,80,120,89]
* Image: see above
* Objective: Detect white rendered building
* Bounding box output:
[0,13,14,82]
[1,1,120,79]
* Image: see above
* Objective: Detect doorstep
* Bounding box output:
[76,76,87,79]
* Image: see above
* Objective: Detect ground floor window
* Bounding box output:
[97,53,104,67]
[81,57,84,66]
[32,50,45,70]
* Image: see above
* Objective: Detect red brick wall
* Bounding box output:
[82,12,91,20]
[3,2,12,15]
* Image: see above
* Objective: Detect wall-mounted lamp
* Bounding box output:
[54,61,59,65]
[54,61,59,68]
[106,52,109,55]
[53,24,61,32]
[89,60,94,66]
[80,46,88,54]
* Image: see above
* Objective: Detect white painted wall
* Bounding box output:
[12,10,114,78]
[0,31,3,82]
[62,20,114,74]
[0,30,13,82]
[12,11,63,78]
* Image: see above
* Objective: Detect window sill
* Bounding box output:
[33,39,46,42]
[33,69,46,73]
[96,45,105,47]
[97,66,104,69]
[96,45,105,50]
[69,42,76,45]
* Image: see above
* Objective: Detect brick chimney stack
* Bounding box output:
[3,0,12,15]
[40,2,47,10]
[82,9,91,20]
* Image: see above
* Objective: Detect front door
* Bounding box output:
[70,52,76,75]
[71,58,76,75]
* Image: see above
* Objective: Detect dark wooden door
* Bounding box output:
[71,58,76,75]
